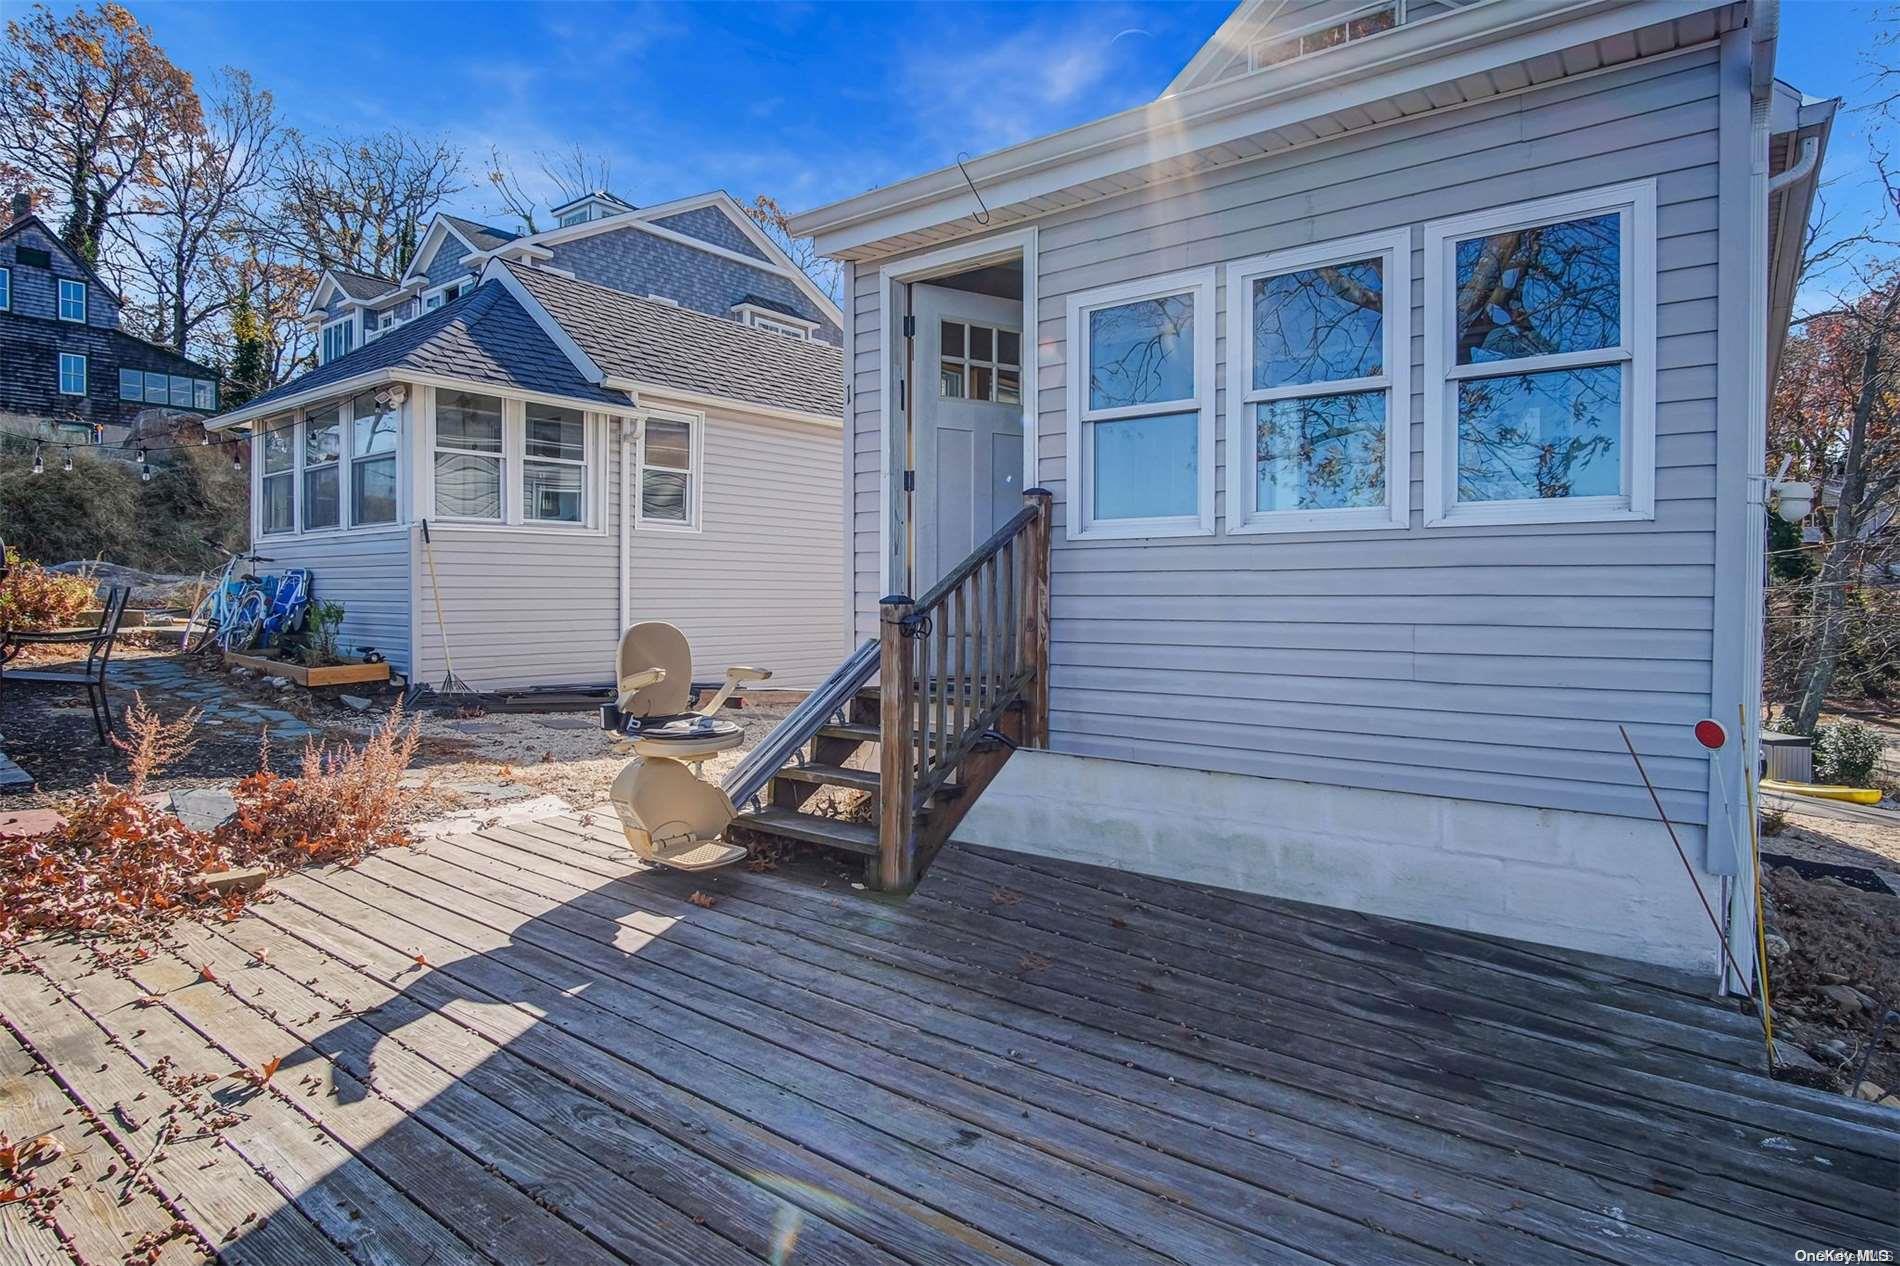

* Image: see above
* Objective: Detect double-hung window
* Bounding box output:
[58,279,86,322]
[320,317,354,364]
[120,368,143,401]
[1422,181,1655,526]
[301,404,342,530]
[349,391,399,525]
[637,415,697,528]
[0,266,10,310]
[1065,268,1216,539]
[259,422,295,535]
[523,402,587,523]
[433,390,505,520]
[58,353,86,395]
[1226,230,1410,533]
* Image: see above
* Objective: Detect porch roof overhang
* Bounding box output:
[789,0,1748,263]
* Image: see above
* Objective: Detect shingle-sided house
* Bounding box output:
[0,205,222,450]
[784,0,1835,982]
[208,191,846,692]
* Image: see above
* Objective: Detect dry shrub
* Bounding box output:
[0,547,94,631]
[0,699,420,940]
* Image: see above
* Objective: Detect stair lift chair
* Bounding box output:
[603,622,771,871]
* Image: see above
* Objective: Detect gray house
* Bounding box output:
[787,0,1833,981]
[210,191,846,691]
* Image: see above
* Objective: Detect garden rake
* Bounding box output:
[419,519,476,700]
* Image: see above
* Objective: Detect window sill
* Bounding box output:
[425,519,607,538]
[1424,496,1651,529]
[632,519,701,535]
[1069,517,1214,542]
[1228,506,1408,535]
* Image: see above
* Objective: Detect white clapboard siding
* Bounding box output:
[848,47,1728,824]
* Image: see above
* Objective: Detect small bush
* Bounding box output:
[0,547,95,630]
[1812,721,1885,787]
[0,698,420,939]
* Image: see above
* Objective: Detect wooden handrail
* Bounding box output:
[877,488,1052,890]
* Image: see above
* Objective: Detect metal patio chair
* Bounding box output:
[2,584,132,742]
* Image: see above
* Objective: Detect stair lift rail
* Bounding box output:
[722,637,880,811]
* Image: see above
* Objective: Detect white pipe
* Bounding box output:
[1768,135,1820,193]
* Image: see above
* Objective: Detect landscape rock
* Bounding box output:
[265,676,291,690]
[170,788,238,832]
[1819,983,1873,1012]
[1763,933,1790,960]
[1815,1038,1852,1065]
[231,667,253,679]
[340,694,372,712]
[1772,1043,1827,1076]
[1854,1081,1887,1102]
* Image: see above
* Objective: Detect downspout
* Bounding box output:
[619,412,644,635]
[1767,135,1819,193]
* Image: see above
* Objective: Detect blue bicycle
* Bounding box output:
[183,544,273,654]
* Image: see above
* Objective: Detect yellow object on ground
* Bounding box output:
[1760,778,1884,806]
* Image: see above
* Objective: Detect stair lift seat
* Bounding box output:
[605,622,770,872]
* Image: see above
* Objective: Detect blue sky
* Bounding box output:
[89,1,1897,253]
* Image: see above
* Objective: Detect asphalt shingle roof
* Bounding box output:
[504,261,843,418]
[331,269,399,301]
[441,215,519,253]
[224,281,625,419]
[733,292,807,319]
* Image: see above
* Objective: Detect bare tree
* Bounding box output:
[266,129,464,278]
[0,2,201,261]
[742,193,841,303]
[112,68,280,353]
[485,143,615,234]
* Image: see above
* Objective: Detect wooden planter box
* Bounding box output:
[222,649,390,688]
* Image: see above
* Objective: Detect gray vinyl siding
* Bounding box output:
[625,408,846,690]
[850,47,1726,826]
[425,238,473,288]
[255,530,412,676]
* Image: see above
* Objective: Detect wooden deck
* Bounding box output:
[3,808,1895,1265]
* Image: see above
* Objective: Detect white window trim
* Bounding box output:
[1224,229,1411,535]
[319,314,358,365]
[422,275,473,311]
[421,389,610,535]
[1064,266,1218,541]
[255,420,299,539]
[731,302,818,340]
[299,404,346,536]
[57,352,86,396]
[0,265,11,311]
[520,401,591,526]
[1421,179,1656,528]
[632,409,704,534]
[57,278,86,323]
[254,396,411,540]
[348,393,402,529]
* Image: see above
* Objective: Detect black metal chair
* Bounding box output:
[2,584,132,741]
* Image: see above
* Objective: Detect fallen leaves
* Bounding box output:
[0,1132,63,1176]
[241,1055,282,1087]
[197,964,217,985]
[688,891,717,909]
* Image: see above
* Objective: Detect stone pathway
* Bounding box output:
[109,656,316,741]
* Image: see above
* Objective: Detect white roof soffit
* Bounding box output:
[792,0,1740,261]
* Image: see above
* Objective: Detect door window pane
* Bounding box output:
[969,364,993,401]
[940,361,966,399]
[997,329,1021,366]
[969,324,992,361]
[434,452,502,518]
[1092,412,1198,520]
[436,391,503,450]
[1454,213,1620,364]
[1456,365,1621,501]
[1254,391,1388,512]
[1087,294,1195,410]
[1252,259,1383,389]
[996,368,1021,405]
[941,321,964,357]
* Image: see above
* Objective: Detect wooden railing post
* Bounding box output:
[1017,489,1053,749]
[877,594,918,890]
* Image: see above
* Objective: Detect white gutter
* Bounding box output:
[599,376,842,429]
[1767,134,1818,192]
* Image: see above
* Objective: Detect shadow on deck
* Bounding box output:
[4,809,1896,1265]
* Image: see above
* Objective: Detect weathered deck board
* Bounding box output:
[4,811,1895,1266]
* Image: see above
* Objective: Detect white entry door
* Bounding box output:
[910,284,1025,593]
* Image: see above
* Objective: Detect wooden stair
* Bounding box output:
[728,489,1052,892]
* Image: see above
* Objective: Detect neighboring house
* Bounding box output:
[787,0,1834,980]
[0,204,221,451]
[208,190,846,693]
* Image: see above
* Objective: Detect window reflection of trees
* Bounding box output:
[1454,213,1620,363]
[1255,391,1386,510]
[1252,261,1383,388]
[1456,366,1621,502]
[1088,295,1195,409]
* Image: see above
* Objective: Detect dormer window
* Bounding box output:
[559,209,592,227]
[321,317,355,364]
[730,302,819,341]
[1250,2,1398,72]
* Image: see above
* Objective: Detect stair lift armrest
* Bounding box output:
[616,666,667,712]
[695,666,772,716]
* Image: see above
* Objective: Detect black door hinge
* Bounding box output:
[902,314,916,339]
[903,470,916,492]
[897,380,906,410]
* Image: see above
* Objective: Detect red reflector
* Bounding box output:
[1693,719,1727,750]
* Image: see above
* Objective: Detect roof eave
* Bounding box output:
[789,0,1724,258]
